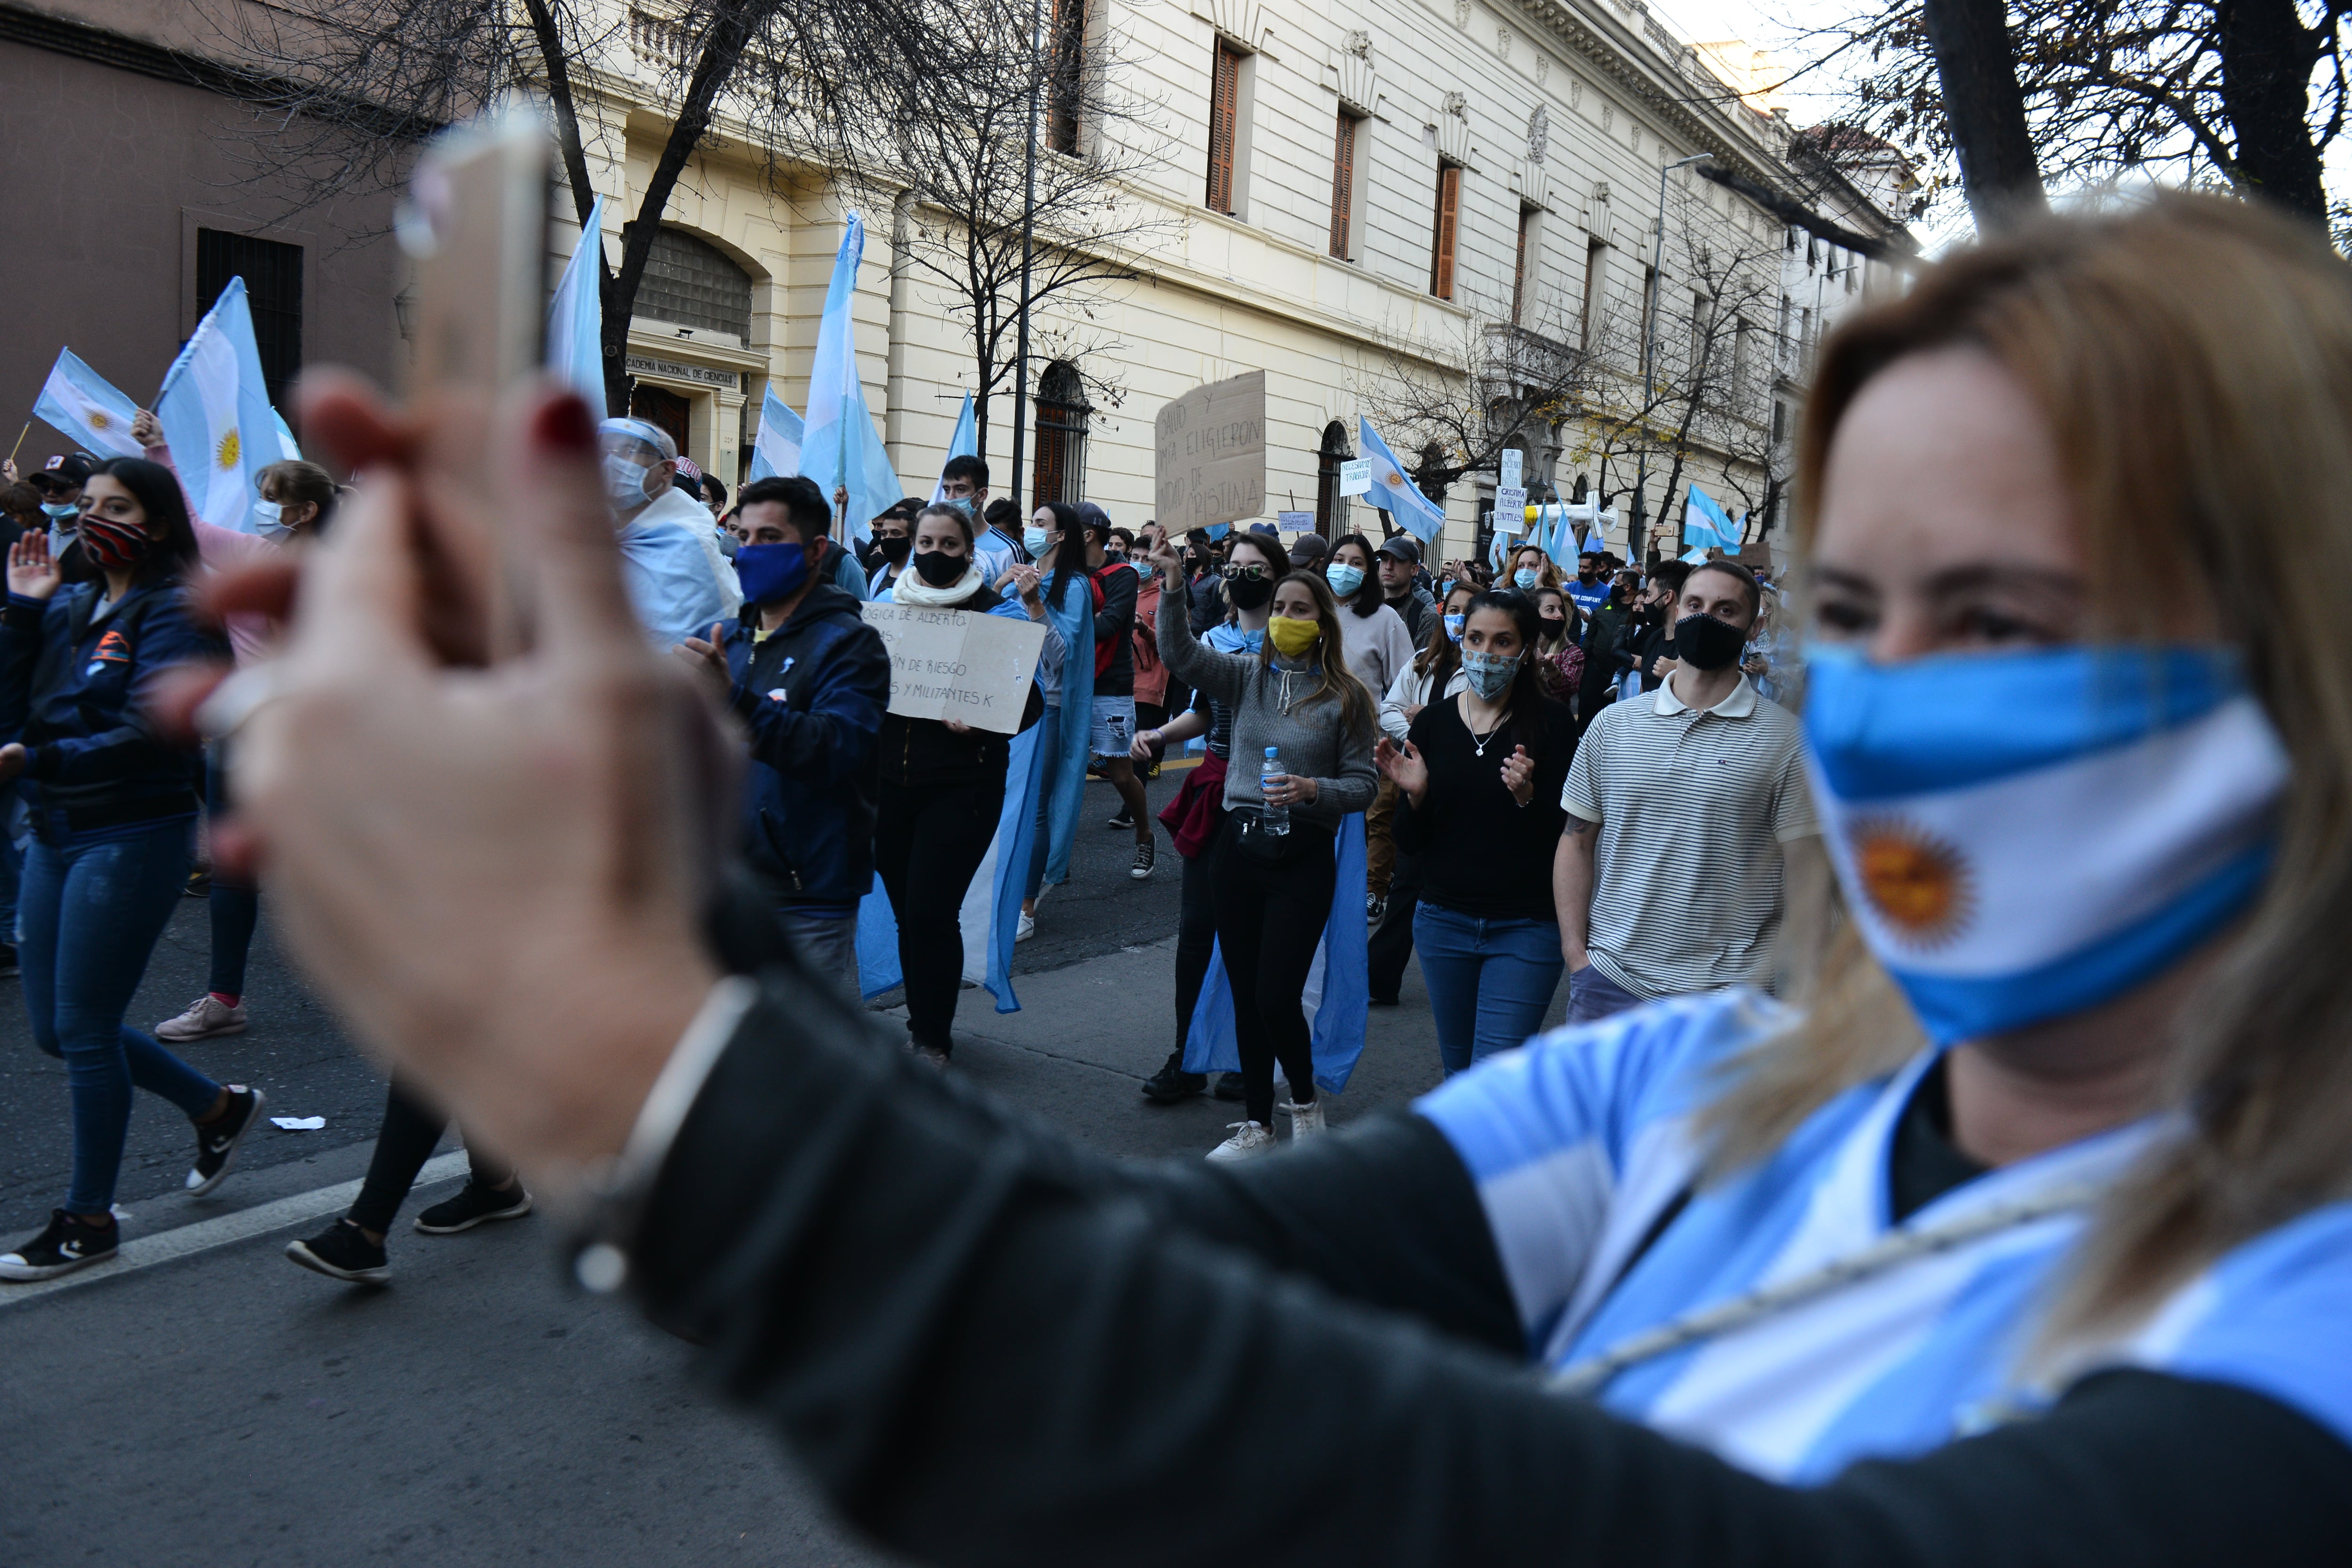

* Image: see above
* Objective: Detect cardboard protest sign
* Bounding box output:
[1155,371,1266,530]
[861,603,1047,735]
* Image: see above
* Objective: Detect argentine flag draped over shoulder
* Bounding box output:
[33,350,143,459]
[854,592,1052,1013]
[1357,417,1447,543]
[1040,562,1095,886]
[799,213,903,539]
[154,279,291,533]
[1182,816,1371,1093]
[546,195,608,407]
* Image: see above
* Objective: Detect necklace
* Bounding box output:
[1467,707,1510,756]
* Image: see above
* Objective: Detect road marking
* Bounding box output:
[0,1152,470,1309]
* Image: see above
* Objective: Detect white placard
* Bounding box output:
[1499,448,1523,489]
[1493,486,1527,528]
[860,604,1047,735]
[1277,510,1313,531]
[1338,458,1373,497]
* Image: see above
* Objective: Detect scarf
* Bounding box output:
[889,563,987,608]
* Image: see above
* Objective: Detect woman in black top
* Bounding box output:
[1377,589,1576,1075]
[875,503,1043,1066]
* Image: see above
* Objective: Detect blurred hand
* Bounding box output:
[1499,743,1534,806]
[132,409,162,447]
[7,529,62,601]
[1374,736,1429,806]
[675,621,730,697]
[0,743,24,784]
[1144,534,1182,583]
[224,376,729,1190]
[944,718,973,734]
[1128,727,1156,762]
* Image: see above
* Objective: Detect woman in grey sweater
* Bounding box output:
[1152,539,1378,1160]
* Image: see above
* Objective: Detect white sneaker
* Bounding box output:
[1205,1121,1276,1162]
[1016,911,1036,942]
[1281,1098,1327,1141]
[155,995,247,1042]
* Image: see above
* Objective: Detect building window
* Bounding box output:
[1047,0,1085,155]
[1580,239,1608,351]
[629,383,692,459]
[627,225,754,342]
[1430,161,1462,299]
[1511,207,1539,326]
[1207,41,1244,213]
[1328,112,1362,259]
[1314,420,1354,537]
[196,229,303,406]
[1033,360,1090,506]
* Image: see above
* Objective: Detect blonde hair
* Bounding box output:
[1701,192,2352,1344]
[1261,570,1378,737]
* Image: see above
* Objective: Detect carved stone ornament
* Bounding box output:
[1528,103,1549,163]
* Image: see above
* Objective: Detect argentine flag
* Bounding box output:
[1357,417,1446,543]
[1182,816,1370,1093]
[746,386,804,482]
[1038,563,1095,887]
[546,195,608,408]
[799,213,903,540]
[1683,484,1735,552]
[930,391,978,505]
[154,279,286,533]
[32,350,143,459]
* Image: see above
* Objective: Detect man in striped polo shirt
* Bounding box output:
[1552,557,1821,1023]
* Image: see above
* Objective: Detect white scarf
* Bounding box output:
[890,562,987,607]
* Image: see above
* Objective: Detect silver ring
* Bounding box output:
[195,664,286,743]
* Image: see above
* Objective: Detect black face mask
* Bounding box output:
[912,548,966,586]
[1225,574,1274,611]
[876,535,912,565]
[1673,610,1748,671]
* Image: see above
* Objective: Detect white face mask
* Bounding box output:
[603,454,652,509]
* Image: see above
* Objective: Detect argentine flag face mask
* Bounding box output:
[1803,645,2289,1046]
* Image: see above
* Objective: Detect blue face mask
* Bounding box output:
[1461,649,1519,700]
[1514,567,1540,590]
[735,541,814,605]
[1443,612,1466,643]
[40,501,77,521]
[1326,563,1365,597]
[1024,526,1052,556]
[1804,644,2288,1046]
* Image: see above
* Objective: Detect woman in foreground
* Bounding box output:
[224,195,2352,1562]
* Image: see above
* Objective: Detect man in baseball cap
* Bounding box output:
[1374,533,1435,645]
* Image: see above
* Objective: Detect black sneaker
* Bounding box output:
[1141,1051,1207,1104]
[414,1180,533,1235]
[1105,808,1136,829]
[1130,838,1156,880]
[184,864,212,898]
[1213,1071,1247,1103]
[184,1085,265,1195]
[0,1210,117,1281]
[285,1219,389,1285]
[0,943,17,979]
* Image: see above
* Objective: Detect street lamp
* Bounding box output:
[1631,152,1710,560]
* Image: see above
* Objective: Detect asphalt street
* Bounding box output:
[0,766,1569,1566]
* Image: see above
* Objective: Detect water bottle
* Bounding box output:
[1259,746,1290,837]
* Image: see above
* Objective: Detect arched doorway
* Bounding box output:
[1033,361,1090,506]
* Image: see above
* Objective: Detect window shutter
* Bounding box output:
[1512,209,1531,324]
[1207,44,1240,213]
[1430,163,1460,299]
[1328,113,1356,258]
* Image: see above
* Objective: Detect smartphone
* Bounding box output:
[398,108,549,398]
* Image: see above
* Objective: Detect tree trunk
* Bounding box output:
[1918,0,2048,233]
[2217,0,2327,219]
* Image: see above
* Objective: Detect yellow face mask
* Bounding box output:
[1266,614,1321,659]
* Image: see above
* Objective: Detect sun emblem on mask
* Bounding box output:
[1848,817,1973,948]
[216,428,240,470]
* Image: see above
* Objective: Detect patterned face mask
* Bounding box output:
[78,514,152,571]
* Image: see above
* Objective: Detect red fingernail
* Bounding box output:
[533,395,598,455]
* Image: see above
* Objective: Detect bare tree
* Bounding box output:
[199,0,998,413]
[879,0,1176,470]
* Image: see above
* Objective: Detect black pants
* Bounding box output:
[1210,815,1336,1127]
[1173,834,1220,1054]
[876,775,1005,1052]
[1367,849,1425,1003]
[349,1080,510,1234]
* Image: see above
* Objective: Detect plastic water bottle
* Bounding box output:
[1259,747,1290,836]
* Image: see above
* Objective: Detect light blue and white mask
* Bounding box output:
[1803,645,2288,1046]
[1462,649,1519,700]
[1326,563,1365,597]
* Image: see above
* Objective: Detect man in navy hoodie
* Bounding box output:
[679,476,891,993]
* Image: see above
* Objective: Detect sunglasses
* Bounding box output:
[1220,564,1271,581]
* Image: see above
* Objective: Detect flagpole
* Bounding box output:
[7,423,26,466]
[1008,0,1043,511]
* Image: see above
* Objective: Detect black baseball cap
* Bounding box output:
[1375,534,1421,564]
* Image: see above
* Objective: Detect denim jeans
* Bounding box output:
[1565,962,1643,1026]
[20,818,218,1213]
[778,908,859,998]
[1413,902,1566,1075]
[0,780,21,943]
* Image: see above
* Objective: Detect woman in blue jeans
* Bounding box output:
[1376,589,1579,1074]
[0,459,264,1281]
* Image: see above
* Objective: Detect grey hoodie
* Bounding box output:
[1159,604,1378,832]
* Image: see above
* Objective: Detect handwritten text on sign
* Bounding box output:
[1154,370,1267,530]
[860,603,1047,735]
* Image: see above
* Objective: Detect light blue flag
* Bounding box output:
[270,409,302,462]
[546,195,608,408]
[153,278,286,532]
[1680,546,1711,564]
[1684,484,1735,552]
[930,391,977,505]
[746,386,804,482]
[1356,417,1447,542]
[856,597,1049,1011]
[32,349,143,459]
[799,213,903,540]
[1182,815,1370,1093]
[1040,563,1095,886]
